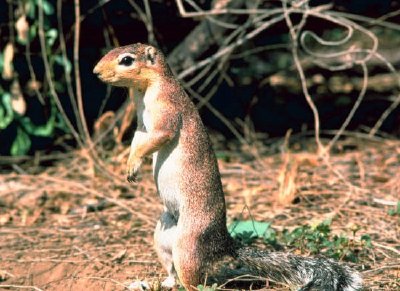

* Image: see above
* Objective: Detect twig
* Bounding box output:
[362,264,400,274]
[283,0,324,152]
[178,10,286,79]
[182,0,239,29]
[24,41,45,105]
[369,53,400,135]
[73,0,92,145]
[185,86,246,145]
[371,8,400,24]
[36,174,155,224]
[373,198,398,206]
[143,0,156,45]
[328,11,400,31]
[373,242,400,256]
[0,285,44,291]
[176,0,276,17]
[327,62,369,149]
[126,0,157,46]
[57,0,82,136]
[37,0,82,146]
[78,276,129,288]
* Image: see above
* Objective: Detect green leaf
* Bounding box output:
[42,0,55,15]
[55,112,69,133]
[46,28,58,46]
[29,23,38,42]
[20,101,56,137]
[361,234,373,248]
[312,219,332,232]
[229,220,272,239]
[0,93,14,129]
[11,127,31,156]
[397,201,400,213]
[263,225,277,244]
[54,55,72,74]
[27,0,36,19]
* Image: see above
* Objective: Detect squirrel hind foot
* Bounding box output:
[160,276,177,289]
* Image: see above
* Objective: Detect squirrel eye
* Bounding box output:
[119,56,135,66]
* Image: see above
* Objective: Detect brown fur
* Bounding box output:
[94,43,234,289]
[93,43,362,291]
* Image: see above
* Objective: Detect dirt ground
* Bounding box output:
[0,136,399,290]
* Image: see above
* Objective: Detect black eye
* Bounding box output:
[119,56,135,66]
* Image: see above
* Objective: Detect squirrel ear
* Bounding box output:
[145,46,157,65]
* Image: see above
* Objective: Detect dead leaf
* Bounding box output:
[11,79,26,115]
[24,207,43,226]
[0,270,14,281]
[15,14,29,43]
[26,79,42,95]
[111,249,127,263]
[277,152,298,205]
[53,214,72,226]
[0,213,11,226]
[372,175,390,183]
[2,42,14,80]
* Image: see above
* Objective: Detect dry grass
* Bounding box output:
[0,135,399,290]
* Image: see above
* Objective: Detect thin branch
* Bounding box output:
[328,62,369,149]
[0,285,44,291]
[328,10,400,32]
[185,86,247,145]
[57,0,83,136]
[178,12,286,79]
[369,52,400,136]
[73,0,92,144]
[143,0,157,45]
[126,0,157,45]
[37,0,82,146]
[182,0,240,29]
[175,0,276,17]
[283,0,324,152]
[24,41,45,105]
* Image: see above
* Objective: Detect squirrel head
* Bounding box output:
[93,43,167,87]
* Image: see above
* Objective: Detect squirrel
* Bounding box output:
[93,43,362,291]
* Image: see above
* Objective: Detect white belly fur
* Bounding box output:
[140,82,181,216]
[153,139,182,217]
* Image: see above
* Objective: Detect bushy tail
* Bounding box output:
[236,247,362,291]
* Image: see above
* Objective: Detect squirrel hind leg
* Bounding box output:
[154,212,178,287]
[173,237,206,290]
[172,255,203,291]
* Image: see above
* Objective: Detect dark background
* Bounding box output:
[0,0,399,155]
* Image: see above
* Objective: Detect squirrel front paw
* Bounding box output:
[127,154,143,183]
[127,173,137,183]
[127,280,150,290]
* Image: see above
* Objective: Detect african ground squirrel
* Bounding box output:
[93,43,362,291]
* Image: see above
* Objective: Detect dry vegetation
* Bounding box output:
[0,136,399,290]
